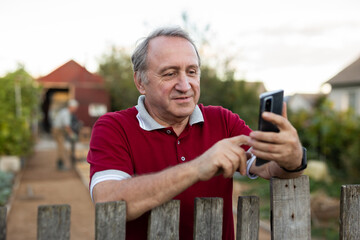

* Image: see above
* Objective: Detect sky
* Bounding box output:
[1,0,360,95]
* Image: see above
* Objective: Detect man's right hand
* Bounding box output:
[93,135,251,221]
[193,135,251,181]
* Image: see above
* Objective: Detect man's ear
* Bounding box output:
[134,72,146,94]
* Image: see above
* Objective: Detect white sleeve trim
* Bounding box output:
[90,169,132,201]
[246,148,258,179]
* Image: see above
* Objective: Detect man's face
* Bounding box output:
[138,36,200,126]
[69,106,78,113]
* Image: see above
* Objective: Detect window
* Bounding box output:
[348,91,357,111]
[89,103,107,117]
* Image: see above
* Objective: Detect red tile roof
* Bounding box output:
[37,60,103,84]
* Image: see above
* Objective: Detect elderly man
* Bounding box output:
[87,27,306,239]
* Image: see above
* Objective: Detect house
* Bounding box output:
[287,93,325,113]
[37,60,110,132]
[326,56,360,115]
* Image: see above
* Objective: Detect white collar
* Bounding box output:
[135,95,204,131]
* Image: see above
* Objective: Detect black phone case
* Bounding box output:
[256,90,284,166]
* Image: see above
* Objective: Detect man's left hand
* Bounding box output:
[247,102,303,171]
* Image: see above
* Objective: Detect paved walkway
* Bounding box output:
[6,135,94,240]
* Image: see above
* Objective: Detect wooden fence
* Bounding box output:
[1,175,360,240]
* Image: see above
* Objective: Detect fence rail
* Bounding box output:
[1,176,360,240]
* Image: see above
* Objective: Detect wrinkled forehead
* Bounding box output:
[147,36,200,68]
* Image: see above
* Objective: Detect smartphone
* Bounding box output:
[255,89,284,166]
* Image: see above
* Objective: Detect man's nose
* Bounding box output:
[175,73,191,92]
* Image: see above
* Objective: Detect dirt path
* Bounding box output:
[6,137,94,240]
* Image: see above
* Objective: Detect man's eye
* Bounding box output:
[164,72,175,77]
[189,70,197,75]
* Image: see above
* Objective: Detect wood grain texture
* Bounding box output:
[148,200,180,240]
[95,201,126,240]
[271,175,311,240]
[37,204,71,240]
[193,197,223,240]
[0,207,6,240]
[340,184,360,240]
[236,196,259,240]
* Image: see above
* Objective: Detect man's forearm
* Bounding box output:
[250,160,303,180]
[93,135,250,221]
[93,160,200,221]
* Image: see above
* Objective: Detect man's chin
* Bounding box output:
[178,109,197,119]
[171,102,193,114]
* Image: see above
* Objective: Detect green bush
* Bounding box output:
[0,65,40,156]
[289,98,360,182]
[0,170,14,206]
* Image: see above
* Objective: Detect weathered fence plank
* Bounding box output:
[148,200,180,240]
[236,196,259,240]
[270,175,311,240]
[37,204,71,240]
[9,178,360,239]
[340,184,360,240]
[95,201,126,240]
[0,207,6,240]
[193,197,223,240]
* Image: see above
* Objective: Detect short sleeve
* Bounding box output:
[87,113,135,183]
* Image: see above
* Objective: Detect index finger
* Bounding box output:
[230,135,251,146]
[261,111,290,132]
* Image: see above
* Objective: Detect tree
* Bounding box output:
[97,47,139,111]
[199,63,260,130]
[0,65,40,156]
[221,79,261,130]
[198,65,222,105]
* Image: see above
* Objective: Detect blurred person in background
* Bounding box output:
[51,99,79,170]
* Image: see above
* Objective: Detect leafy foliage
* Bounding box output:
[289,98,360,182]
[0,170,14,206]
[0,65,41,156]
[97,47,139,111]
[199,67,261,129]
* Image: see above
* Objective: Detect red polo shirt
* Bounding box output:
[88,96,252,240]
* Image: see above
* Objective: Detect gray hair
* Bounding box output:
[131,26,201,83]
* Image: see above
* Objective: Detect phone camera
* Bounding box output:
[265,99,272,111]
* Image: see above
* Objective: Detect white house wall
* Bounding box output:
[288,95,312,112]
[328,86,360,115]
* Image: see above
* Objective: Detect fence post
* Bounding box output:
[37,204,71,240]
[0,207,6,240]
[148,200,180,240]
[340,184,360,240]
[95,201,126,240]
[193,197,223,240]
[236,196,259,240]
[270,175,311,240]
